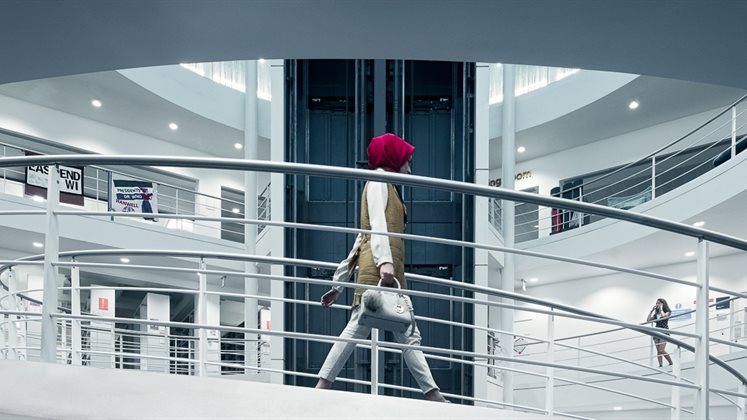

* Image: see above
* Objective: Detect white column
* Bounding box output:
[670,346,681,420]
[694,239,710,419]
[89,284,116,368]
[197,259,208,377]
[7,267,17,360]
[269,59,286,384]
[244,59,260,374]
[140,293,169,372]
[41,164,60,363]
[500,63,516,406]
[546,310,555,416]
[473,62,491,404]
[71,264,81,366]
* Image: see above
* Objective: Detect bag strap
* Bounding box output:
[376,277,402,289]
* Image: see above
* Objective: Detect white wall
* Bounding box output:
[514,251,747,367]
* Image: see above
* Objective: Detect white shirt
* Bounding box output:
[331,169,394,291]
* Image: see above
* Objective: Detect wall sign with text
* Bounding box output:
[489,171,532,187]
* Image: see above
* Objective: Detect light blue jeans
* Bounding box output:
[318,306,439,393]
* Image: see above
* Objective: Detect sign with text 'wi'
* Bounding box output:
[25,162,85,206]
[110,178,158,221]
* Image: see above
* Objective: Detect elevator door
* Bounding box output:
[285,60,474,401]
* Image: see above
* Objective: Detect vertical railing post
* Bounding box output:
[730,300,736,354]
[670,346,681,420]
[545,310,555,416]
[41,164,60,363]
[370,328,379,395]
[651,156,657,199]
[197,258,207,377]
[649,335,655,367]
[694,239,710,419]
[576,337,581,379]
[732,106,737,159]
[737,382,746,420]
[71,261,81,366]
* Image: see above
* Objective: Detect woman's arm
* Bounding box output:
[367,180,394,263]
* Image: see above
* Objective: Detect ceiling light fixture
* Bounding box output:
[32,242,44,248]
[693,221,705,228]
[258,58,265,63]
[169,122,179,131]
[32,195,45,202]
[612,406,623,411]
[628,100,639,110]
[120,257,130,263]
[232,208,240,214]
[234,143,243,150]
[91,99,102,108]
[529,277,538,283]
[685,251,695,257]
[517,146,526,153]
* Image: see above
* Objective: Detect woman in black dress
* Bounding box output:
[647,298,674,367]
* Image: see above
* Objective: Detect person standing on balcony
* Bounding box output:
[314,133,447,403]
[647,298,674,367]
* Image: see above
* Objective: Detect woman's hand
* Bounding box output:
[379,262,396,286]
[321,289,340,307]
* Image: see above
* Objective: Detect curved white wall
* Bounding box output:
[118,65,272,138]
[488,70,638,137]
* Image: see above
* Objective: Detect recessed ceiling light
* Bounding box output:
[234,143,243,150]
[91,99,102,108]
[628,100,639,110]
[32,195,45,202]
[231,208,240,214]
[258,58,265,63]
[169,122,179,131]
[32,242,43,248]
[529,277,538,283]
[120,257,130,263]
[533,225,539,228]
[685,251,695,257]
[517,146,526,153]
[612,406,623,411]
[693,221,705,228]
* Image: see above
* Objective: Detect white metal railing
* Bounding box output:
[0,155,746,419]
[0,136,271,243]
[509,93,747,243]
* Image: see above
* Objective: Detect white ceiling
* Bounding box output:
[492,76,746,166]
[1,1,747,89]
[0,71,245,158]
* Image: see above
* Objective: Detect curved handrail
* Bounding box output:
[554,92,747,198]
[1,247,743,386]
[0,155,746,251]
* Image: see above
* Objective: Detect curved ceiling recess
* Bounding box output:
[2,1,747,87]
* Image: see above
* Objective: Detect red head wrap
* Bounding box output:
[367,133,415,172]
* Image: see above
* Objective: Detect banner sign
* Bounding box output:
[26,165,84,195]
[24,152,85,206]
[110,178,158,220]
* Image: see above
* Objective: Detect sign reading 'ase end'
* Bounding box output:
[25,165,84,196]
